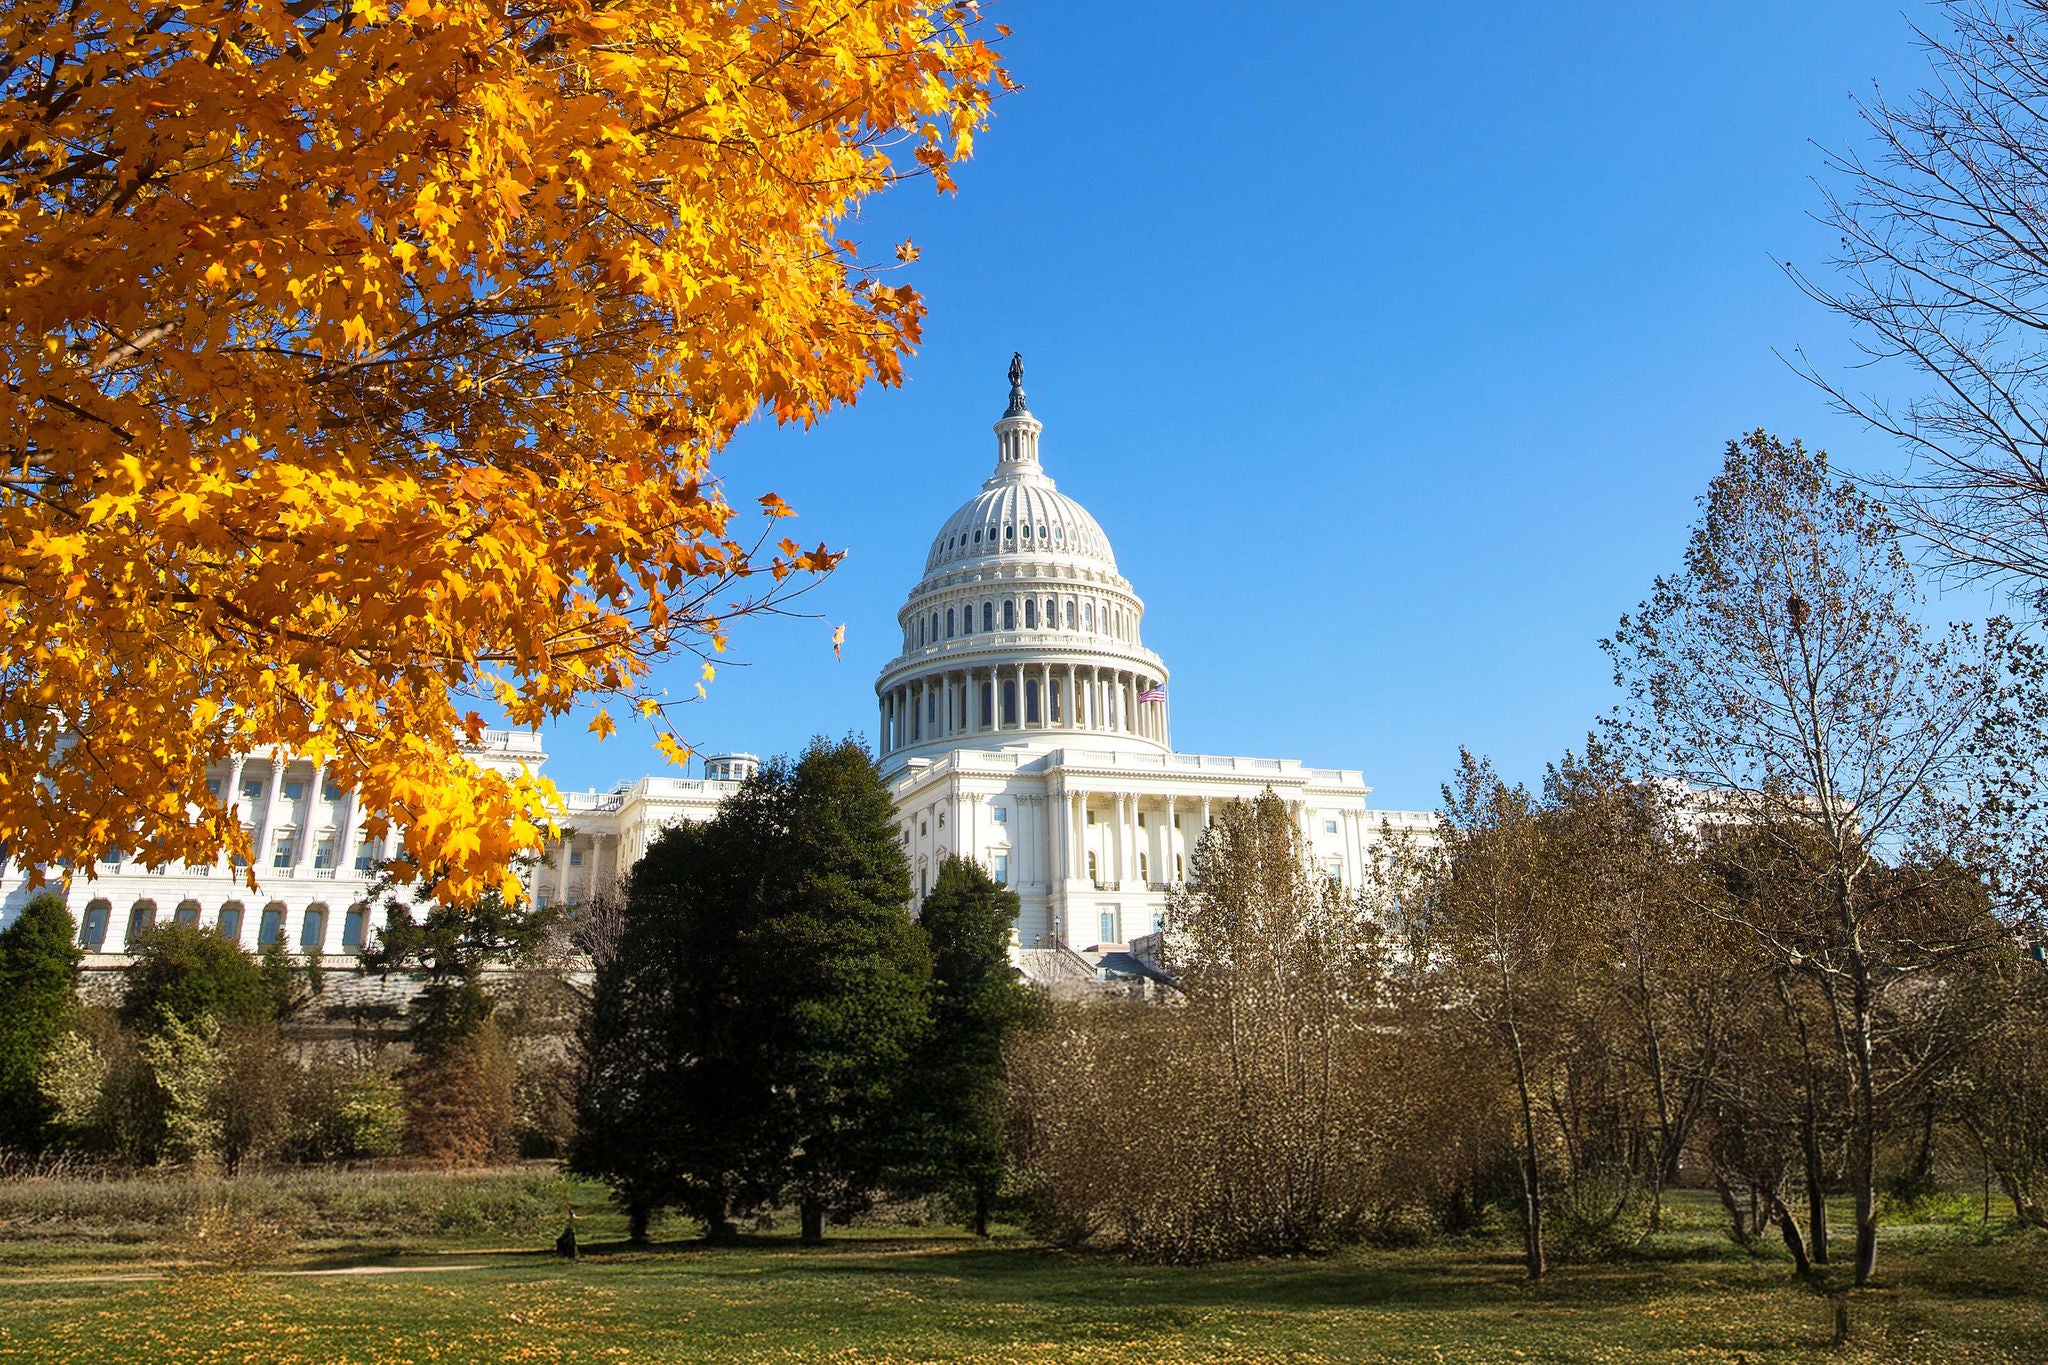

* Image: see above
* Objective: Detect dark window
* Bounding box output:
[1024,598,1038,629]
[1003,600,1015,630]
[258,906,284,946]
[982,602,993,631]
[1002,680,1018,726]
[1025,681,1041,724]
[342,906,367,951]
[946,607,955,638]
[79,902,110,950]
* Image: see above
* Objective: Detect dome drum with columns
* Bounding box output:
[877,358,1171,769]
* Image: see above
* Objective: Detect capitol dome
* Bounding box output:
[876,356,1170,770]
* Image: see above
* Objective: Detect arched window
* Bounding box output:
[1176,853,1185,882]
[217,901,245,943]
[1065,599,1076,629]
[174,899,201,929]
[980,681,994,728]
[1024,598,1037,629]
[961,604,973,635]
[1087,851,1099,880]
[1139,853,1149,883]
[981,601,993,632]
[1085,600,1096,630]
[946,607,955,638]
[1002,599,1016,631]
[1025,681,1041,724]
[79,899,111,951]
[1045,597,1056,627]
[342,904,368,953]
[301,904,328,950]
[258,903,286,947]
[931,611,940,641]
[1004,523,1014,542]
[124,900,158,947]
[1001,678,1018,726]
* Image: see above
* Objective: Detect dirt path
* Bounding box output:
[6,1261,497,1287]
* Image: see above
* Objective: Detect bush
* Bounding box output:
[120,926,270,1033]
[404,1021,516,1167]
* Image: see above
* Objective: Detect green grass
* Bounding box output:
[0,1174,2040,1364]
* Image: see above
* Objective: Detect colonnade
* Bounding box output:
[880,662,1167,755]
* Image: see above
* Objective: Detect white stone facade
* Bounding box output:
[0,358,1433,963]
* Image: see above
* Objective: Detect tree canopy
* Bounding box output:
[0,895,79,1151]
[0,0,1008,904]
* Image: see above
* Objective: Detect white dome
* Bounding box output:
[924,476,1116,573]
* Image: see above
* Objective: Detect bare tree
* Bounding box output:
[1795,0,2048,595]
[1605,430,1995,1286]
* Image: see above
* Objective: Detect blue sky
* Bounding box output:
[538,1,1963,814]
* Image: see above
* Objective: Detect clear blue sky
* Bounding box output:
[537,0,1957,813]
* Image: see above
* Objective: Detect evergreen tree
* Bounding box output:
[572,808,786,1241]
[0,895,80,1153]
[903,855,1039,1235]
[572,737,930,1244]
[769,738,931,1242]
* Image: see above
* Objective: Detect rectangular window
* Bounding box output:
[1099,910,1116,946]
[101,848,120,867]
[1324,819,1338,835]
[257,907,283,946]
[206,778,223,799]
[993,853,1009,885]
[1152,912,1165,936]
[273,835,295,868]
[322,778,343,801]
[241,778,263,803]
[283,781,304,802]
[992,806,1007,824]
[1085,809,1095,825]
[313,837,335,870]
[569,847,584,866]
[354,838,380,872]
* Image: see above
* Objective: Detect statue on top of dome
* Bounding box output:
[1005,351,1029,417]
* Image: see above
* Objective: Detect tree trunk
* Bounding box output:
[1801,1120,1831,1266]
[972,1181,992,1239]
[1714,1170,1755,1247]
[627,1199,651,1245]
[1768,1187,1814,1278]
[1506,1022,1546,1281]
[800,1197,824,1244]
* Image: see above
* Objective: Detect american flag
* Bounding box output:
[1137,684,1167,703]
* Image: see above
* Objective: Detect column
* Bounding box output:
[878,696,890,755]
[1070,791,1085,879]
[1041,662,1054,729]
[217,753,248,875]
[1065,664,1078,730]
[254,753,286,885]
[294,761,326,877]
[335,785,366,886]
[1164,796,1177,884]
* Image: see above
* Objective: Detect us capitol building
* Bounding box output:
[0,359,1433,968]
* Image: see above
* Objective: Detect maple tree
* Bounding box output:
[0,0,1007,903]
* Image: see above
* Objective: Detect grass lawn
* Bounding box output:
[0,1172,2039,1364]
